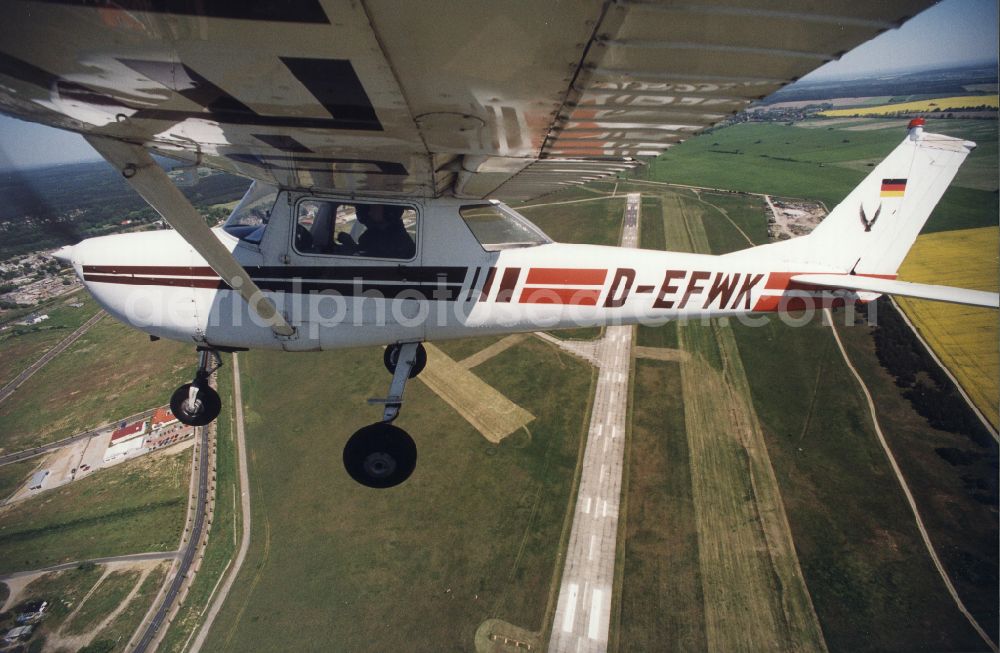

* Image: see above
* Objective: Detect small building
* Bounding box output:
[28,469,48,490]
[3,625,33,642]
[151,407,178,431]
[103,420,148,461]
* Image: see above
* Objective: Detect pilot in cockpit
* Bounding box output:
[340,204,415,259]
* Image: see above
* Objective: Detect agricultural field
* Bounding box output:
[896,226,1000,429]
[0,314,192,452]
[0,447,189,574]
[819,95,998,117]
[638,119,998,234]
[202,338,594,652]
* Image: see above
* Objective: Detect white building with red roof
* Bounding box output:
[103,420,148,461]
[151,407,177,431]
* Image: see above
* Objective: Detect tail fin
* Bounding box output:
[737,120,976,275]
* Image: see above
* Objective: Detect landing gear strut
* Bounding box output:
[170,348,222,427]
[343,342,424,488]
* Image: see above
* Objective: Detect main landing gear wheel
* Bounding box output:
[170,348,223,427]
[170,383,221,426]
[343,423,417,488]
[383,342,426,378]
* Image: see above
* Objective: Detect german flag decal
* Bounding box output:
[519,268,608,306]
[880,178,907,197]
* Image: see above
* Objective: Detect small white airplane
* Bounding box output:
[1,1,995,487]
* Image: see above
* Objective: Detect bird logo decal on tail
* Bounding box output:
[859,203,881,232]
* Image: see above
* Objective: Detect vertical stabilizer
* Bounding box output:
[733,119,976,275]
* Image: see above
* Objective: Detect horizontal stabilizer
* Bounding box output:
[791,274,999,309]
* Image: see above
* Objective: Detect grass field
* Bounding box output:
[0,448,189,574]
[0,315,192,452]
[203,338,593,652]
[63,569,142,635]
[836,307,999,640]
[896,226,1000,429]
[0,290,100,389]
[819,95,999,117]
[0,458,41,501]
[635,120,998,233]
[87,562,169,653]
[613,359,706,650]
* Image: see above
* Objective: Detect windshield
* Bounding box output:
[223,181,279,244]
[459,202,552,251]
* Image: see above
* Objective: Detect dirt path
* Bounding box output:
[460,333,528,369]
[633,346,690,362]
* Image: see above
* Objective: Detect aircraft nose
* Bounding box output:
[52,245,75,265]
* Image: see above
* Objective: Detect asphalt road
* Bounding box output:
[549,193,639,653]
[134,422,210,653]
[0,310,105,406]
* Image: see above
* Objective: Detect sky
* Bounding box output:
[0,0,996,171]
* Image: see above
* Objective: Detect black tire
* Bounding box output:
[170,383,222,427]
[383,343,427,378]
[343,423,417,488]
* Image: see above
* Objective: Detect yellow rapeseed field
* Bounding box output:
[820,95,998,117]
[897,226,999,429]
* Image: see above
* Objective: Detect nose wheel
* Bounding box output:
[171,348,222,427]
[345,342,424,488]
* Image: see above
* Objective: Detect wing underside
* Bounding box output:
[0,0,932,199]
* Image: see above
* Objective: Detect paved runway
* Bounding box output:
[549,193,639,653]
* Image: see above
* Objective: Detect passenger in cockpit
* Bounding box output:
[349,204,415,259]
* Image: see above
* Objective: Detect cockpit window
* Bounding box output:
[459,202,552,251]
[223,181,279,244]
[294,199,417,260]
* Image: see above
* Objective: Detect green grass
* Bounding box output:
[731,315,988,652]
[638,120,998,234]
[0,315,192,452]
[0,458,42,501]
[88,562,169,653]
[203,338,593,651]
[547,326,603,341]
[432,334,506,362]
[0,291,100,388]
[612,360,706,651]
[63,569,141,635]
[835,309,998,638]
[159,364,240,653]
[520,195,624,245]
[0,449,189,574]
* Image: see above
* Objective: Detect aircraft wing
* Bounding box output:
[0,1,932,200]
[791,274,1000,308]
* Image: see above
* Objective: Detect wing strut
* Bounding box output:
[85,137,296,338]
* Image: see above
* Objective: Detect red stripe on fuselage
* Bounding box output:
[519,288,600,306]
[525,268,608,286]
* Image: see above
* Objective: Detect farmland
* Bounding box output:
[819,95,998,117]
[896,226,1000,429]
